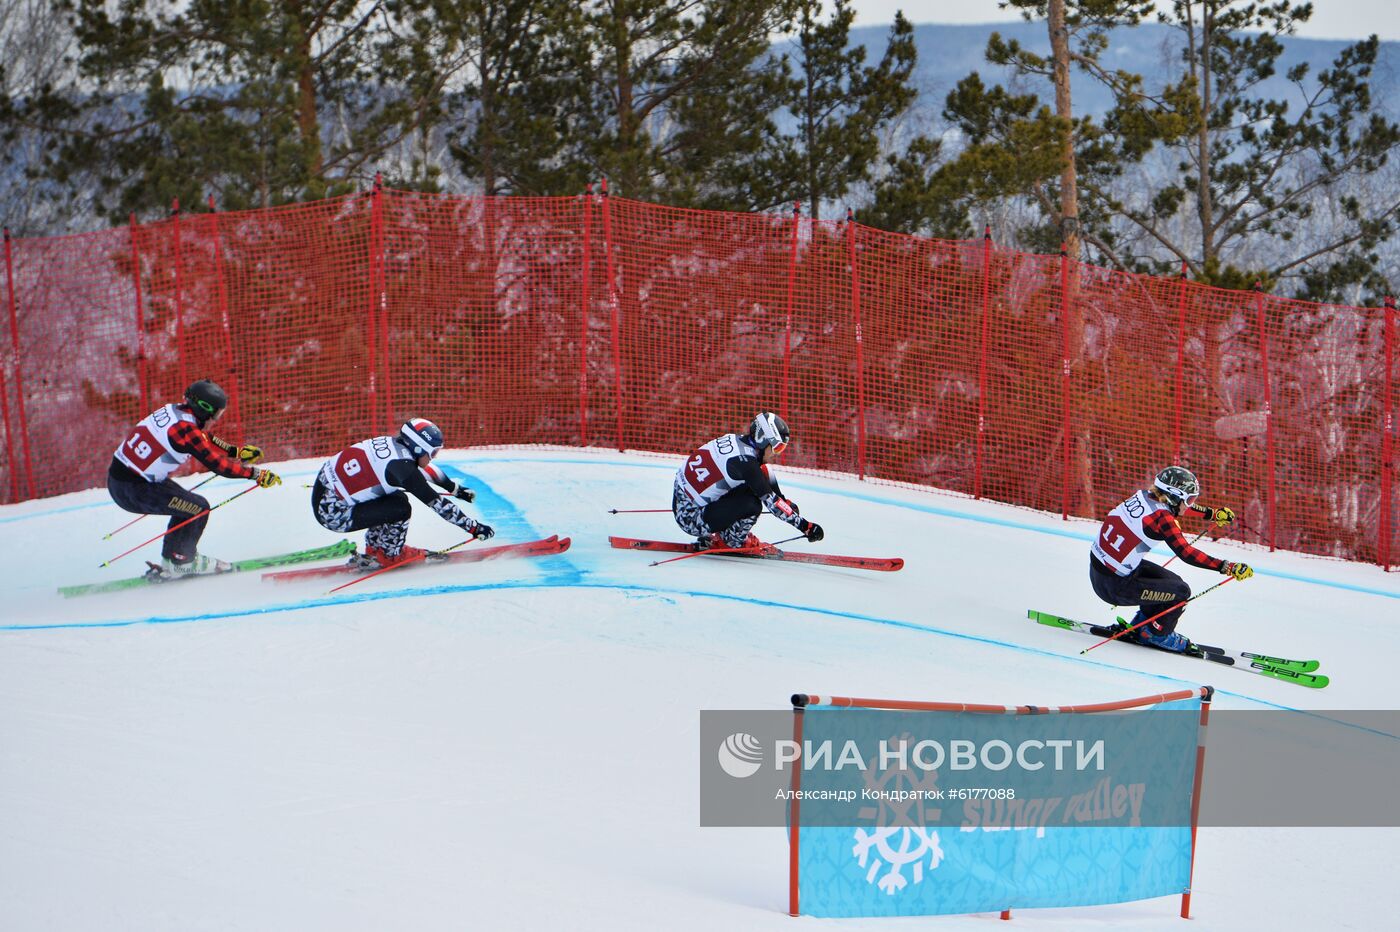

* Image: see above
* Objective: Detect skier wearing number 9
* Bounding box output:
[107,379,282,578]
[311,418,493,569]
[1089,465,1253,653]
[672,412,823,553]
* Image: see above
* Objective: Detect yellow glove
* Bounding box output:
[253,467,282,489]
[1224,561,1253,581]
[1207,505,1235,527]
[236,444,263,465]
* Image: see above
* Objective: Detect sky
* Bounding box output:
[850,1,1400,43]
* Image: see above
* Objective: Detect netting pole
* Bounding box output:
[788,694,807,916]
[2,227,34,499]
[129,213,149,412]
[0,231,15,503]
[601,179,625,451]
[1383,296,1395,570]
[580,184,593,446]
[172,198,187,391]
[0,314,12,503]
[1254,283,1276,551]
[976,225,992,500]
[782,202,800,424]
[1174,261,1188,463]
[1181,685,1215,918]
[207,195,244,441]
[1059,243,1071,520]
[847,209,867,480]
[373,176,393,428]
[364,179,381,433]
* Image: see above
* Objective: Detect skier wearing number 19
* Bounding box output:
[311,418,493,569]
[672,412,824,552]
[108,380,283,578]
[1089,466,1253,653]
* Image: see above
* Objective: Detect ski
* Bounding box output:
[607,536,904,572]
[59,540,357,598]
[261,535,571,583]
[1027,609,1328,689]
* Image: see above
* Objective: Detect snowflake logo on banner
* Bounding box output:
[850,732,945,895]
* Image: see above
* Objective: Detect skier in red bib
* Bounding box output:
[1090,466,1252,652]
[312,418,493,568]
[108,379,282,578]
[672,412,823,552]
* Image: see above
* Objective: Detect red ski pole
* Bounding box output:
[98,482,260,567]
[1081,576,1236,655]
[102,473,219,540]
[327,537,477,594]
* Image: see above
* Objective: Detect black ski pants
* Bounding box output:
[107,458,210,562]
[1089,556,1192,634]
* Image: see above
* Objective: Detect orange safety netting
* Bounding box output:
[1,189,1396,568]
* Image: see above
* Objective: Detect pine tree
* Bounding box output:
[741,1,918,219]
[35,0,465,221]
[1122,1,1400,300]
[440,0,585,196]
[551,0,792,205]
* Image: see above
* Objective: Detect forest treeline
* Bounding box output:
[2,0,1399,302]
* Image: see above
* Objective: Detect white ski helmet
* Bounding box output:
[750,412,790,453]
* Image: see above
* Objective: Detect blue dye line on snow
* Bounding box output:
[435,464,581,585]
[6,576,1395,740]
[10,452,1398,598]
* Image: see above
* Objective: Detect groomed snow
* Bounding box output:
[2,448,1397,930]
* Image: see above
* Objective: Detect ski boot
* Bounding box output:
[363,544,432,569]
[705,532,777,555]
[148,552,232,581]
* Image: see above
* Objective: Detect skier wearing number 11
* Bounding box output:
[672,412,824,552]
[1090,466,1254,653]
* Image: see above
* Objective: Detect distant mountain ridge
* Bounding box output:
[850,20,1400,120]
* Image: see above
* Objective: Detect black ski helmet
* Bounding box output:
[1153,465,1200,515]
[750,412,790,453]
[184,379,228,423]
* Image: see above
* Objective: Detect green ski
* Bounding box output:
[1028,609,1328,689]
[60,541,356,598]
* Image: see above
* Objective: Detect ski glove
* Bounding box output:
[1207,505,1234,527]
[236,444,263,464]
[472,521,495,541]
[447,480,475,503]
[801,519,824,543]
[1224,561,1253,581]
[253,467,282,488]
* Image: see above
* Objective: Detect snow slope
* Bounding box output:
[2,448,1397,931]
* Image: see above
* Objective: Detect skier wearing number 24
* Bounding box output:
[1090,466,1254,653]
[108,379,283,579]
[312,418,494,569]
[672,412,824,553]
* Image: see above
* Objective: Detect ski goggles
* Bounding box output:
[769,440,788,455]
